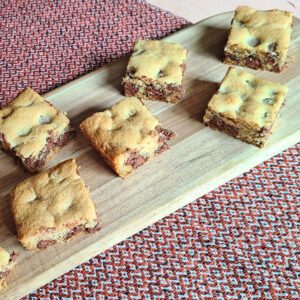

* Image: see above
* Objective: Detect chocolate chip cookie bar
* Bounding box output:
[80,97,175,178]
[10,159,100,251]
[0,87,74,172]
[203,68,287,147]
[224,6,293,72]
[122,40,187,103]
[0,247,16,291]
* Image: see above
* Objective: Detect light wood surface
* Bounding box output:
[0,12,299,299]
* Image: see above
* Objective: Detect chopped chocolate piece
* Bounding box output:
[122,82,139,97]
[86,224,101,234]
[64,225,85,240]
[126,152,146,169]
[0,270,10,279]
[64,224,101,240]
[155,142,169,155]
[9,252,17,263]
[146,85,167,101]
[37,240,57,250]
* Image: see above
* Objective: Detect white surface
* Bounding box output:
[148,0,300,22]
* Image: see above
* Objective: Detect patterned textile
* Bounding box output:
[26,145,300,299]
[0,0,298,299]
[0,0,189,107]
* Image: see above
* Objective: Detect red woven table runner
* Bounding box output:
[0,1,299,299]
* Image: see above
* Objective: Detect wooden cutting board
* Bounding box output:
[1,11,299,299]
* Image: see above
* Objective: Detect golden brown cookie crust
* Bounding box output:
[0,87,74,172]
[10,159,99,250]
[80,97,175,177]
[203,68,287,147]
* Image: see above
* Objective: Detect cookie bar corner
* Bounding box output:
[0,247,17,291]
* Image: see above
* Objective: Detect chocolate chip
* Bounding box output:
[37,240,57,249]
[219,87,230,94]
[155,142,169,155]
[126,152,146,169]
[235,19,245,27]
[27,195,38,203]
[128,66,137,75]
[157,70,165,78]
[110,126,122,131]
[25,101,35,107]
[268,43,277,52]
[9,252,17,263]
[123,82,139,96]
[39,115,51,124]
[263,98,275,105]
[19,128,32,137]
[248,37,261,47]
[241,94,248,100]
[264,112,271,118]
[245,80,256,88]
[155,125,175,142]
[2,112,12,120]
[128,110,136,117]
[133,49,145,56]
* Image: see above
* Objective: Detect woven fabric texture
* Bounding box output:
[0,0,189,107]
[0,0,298,299]
[27,145,300,299]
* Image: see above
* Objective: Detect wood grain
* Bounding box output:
[0,12,299,299]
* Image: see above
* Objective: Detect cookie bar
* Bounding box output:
[0,87,74,172]
[0,247,17,291]
[122,40,187,103]
[10,159,100,251]
[80,97,175,178]
[224,6,293,72]
[203,68,287,147]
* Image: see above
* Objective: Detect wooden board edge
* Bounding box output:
[6,128,299,299]
[2,10,300,298]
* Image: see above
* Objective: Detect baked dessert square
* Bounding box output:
[80,97,175,178]
[122,40,187,103]
[203,68,287,147]
[224,6,293,72]
[0,87,74,172]
[0,247,17,291]
[10,159,100,251]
